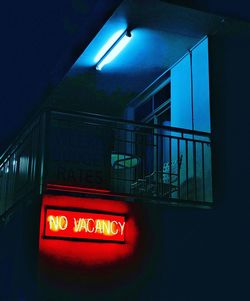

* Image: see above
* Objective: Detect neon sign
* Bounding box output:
[44,208,126,242]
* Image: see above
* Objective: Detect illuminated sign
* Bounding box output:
[44,208,126,242]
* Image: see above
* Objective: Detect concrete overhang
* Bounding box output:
[66,0,223,95]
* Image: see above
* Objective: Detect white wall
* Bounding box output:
[171,37,210,133]
[170,38,212,201]
[171,55,193,130]
[192,38,211,132]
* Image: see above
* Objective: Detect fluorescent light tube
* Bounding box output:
[94,30,124,63]
[96,30,131,71]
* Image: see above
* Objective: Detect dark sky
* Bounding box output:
[0,0,121,153]
[1,0,250,153]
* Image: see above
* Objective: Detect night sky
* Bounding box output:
[0,0,121,153]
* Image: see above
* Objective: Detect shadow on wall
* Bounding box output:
[179,176,212,202]
[45,71,135,117]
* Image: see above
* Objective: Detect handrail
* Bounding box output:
[0,116,41,167]
[50,109,211,137]
[0,107,211,167]
[0,107,213,212]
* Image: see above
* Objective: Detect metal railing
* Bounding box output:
[46,110,213,206]
[0,114,44,217]
[0,109,213,218]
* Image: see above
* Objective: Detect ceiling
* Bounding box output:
[1,0,250,152]
[66,0,223,95]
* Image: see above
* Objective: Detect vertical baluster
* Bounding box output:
[193,140,197,201]
[169,133,172,198]
[177,137,180,200]
[185,139,189,200]
[201,142,205,202]
[156,133,159,197]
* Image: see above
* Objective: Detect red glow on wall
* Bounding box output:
[39,194,139,268]
[45,208,126,242]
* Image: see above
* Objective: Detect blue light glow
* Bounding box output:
[94,30,124,63]
[96,31,132,71]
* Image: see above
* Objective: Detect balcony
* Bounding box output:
[0,109,213,218]
[46,110,212,206]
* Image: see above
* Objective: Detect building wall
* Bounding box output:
[146,19,250,300]
[171,37,210,132]
[171,53,192,129]
[192,38,211,133]
[132,19,250,300]
[1,17,250,301]
[44,71,136,118]
[171,38,212,202]
[39,22,250,300]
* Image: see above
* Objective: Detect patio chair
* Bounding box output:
[131,155,183,197]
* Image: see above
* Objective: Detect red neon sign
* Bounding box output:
[44,208,126,242]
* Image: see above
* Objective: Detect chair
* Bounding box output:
[111,152,140,169]
[111,152,141,194]
[131,155,183,197]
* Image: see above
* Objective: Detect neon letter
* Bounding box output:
[48,215,68,231]
[59,216,68,230]
[110,221,118,235]
[102,220,111,235]
[86,219,95,233]
[118,221,125,236]
[80,218,88,232]
[48,216,59,231]
[73,218,81,232]
[95,220,103,233]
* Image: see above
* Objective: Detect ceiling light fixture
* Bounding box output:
[95,30,132,71]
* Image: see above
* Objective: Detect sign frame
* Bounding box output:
[43,206,127,244]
